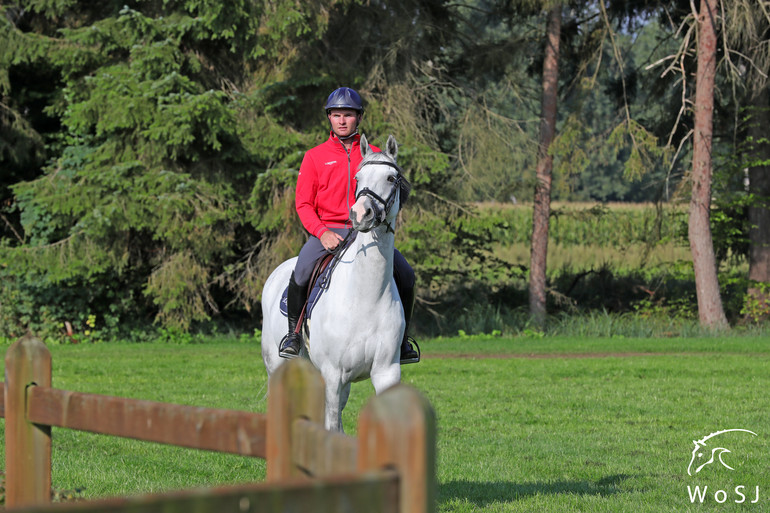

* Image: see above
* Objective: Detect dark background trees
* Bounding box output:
[1,0,767,338]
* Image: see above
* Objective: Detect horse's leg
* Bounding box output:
[338,382,351,430]
[261,258,297,379]
[323,372,350,432]
[371,363,401,395]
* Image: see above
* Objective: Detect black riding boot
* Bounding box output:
[279,273,305,359]
[396,280,420,364]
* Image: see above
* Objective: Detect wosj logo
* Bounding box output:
[686,429,761,505]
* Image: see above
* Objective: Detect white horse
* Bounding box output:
[261,134,409,431]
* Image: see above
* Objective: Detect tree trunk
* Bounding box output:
[529,5,561,327]
[746,92,770,320]
[689,0,729,329]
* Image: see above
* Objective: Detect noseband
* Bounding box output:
[355,159,411,233]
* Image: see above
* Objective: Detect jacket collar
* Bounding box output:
[328,131,360,148]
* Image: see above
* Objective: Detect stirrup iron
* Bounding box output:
[400,336,421,365]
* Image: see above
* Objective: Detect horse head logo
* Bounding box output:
[687,429,757,476]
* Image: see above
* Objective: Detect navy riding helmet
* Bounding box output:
[324,87,363,114]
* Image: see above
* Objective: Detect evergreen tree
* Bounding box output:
[0,0,337,333]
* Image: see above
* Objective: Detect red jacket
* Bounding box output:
[295,132,379,238]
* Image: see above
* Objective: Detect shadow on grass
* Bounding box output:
[440,474,633,506]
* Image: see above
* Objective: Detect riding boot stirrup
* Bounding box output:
[395,280,419,365]
[400,336,420,364]
[280,272,306,360]
[279,332,302,359]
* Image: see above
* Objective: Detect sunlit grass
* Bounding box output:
[493,242,694,273]
[1,336,769,512]
[0,342,268,499]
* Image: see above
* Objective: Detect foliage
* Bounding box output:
[477,202,685,247]
[0,0,341,334]
[400,204,525,298]
[1,0,469,337]
[606,118,670,182]
[0,258,127,342]
[741,282,770,324]
[405,202,760,337]
[0,0,764,337]
[708,126,770,268]
[156,326,196,345]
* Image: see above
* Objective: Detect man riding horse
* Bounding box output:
[278,86,420,365]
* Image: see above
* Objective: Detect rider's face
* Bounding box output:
[328,109,360,138]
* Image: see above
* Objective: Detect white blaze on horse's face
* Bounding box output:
[349,164,400,232]
[349,134,401,233]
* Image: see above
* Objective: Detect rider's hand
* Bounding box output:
[320,230,343,251]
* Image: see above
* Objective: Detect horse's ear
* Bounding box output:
[360,133,371,158]
[385,134,398,161]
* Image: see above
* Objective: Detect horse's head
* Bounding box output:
[349,134,411,233]
[687,429,757,475]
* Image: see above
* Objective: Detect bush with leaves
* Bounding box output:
[0,0,336,336]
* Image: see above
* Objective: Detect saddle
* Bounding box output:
[279,233,356,329]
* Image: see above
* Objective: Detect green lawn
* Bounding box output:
[2,336,769,512]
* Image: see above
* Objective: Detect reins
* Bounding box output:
[322,154,410,293]
[321,229,355,291]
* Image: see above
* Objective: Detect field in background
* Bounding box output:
[409,201,760,337]
[478,201,692,272]
[494,242,692,274]
[4,200,755,344]
[1,335,769,512]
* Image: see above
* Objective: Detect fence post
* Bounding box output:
[5,334,52,508]
[357,384,437,513]
[266,359,324,481]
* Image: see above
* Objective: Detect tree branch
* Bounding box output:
[0,212,25,244]
[419,189,476,215]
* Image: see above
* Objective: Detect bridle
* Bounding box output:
[354,158,411,233]
[325,154,410,279]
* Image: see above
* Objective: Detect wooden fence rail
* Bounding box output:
[25,386,267,457]
[2,334,436,513]
[9,472,402,513]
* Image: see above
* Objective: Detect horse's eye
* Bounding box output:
[387,176,396,183]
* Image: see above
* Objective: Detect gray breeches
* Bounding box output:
[293,228,414,291]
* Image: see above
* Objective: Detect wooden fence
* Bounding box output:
[1,334,436,512]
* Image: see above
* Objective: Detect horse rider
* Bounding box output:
[279,86,420,365]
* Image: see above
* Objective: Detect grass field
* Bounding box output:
[493,242,693,274]
[1,335,769,512]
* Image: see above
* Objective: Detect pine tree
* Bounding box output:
[0,0,336,332]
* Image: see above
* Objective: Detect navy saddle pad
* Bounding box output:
[279,253,339,320]
[279,276,327,321]
[280,233,356,320]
